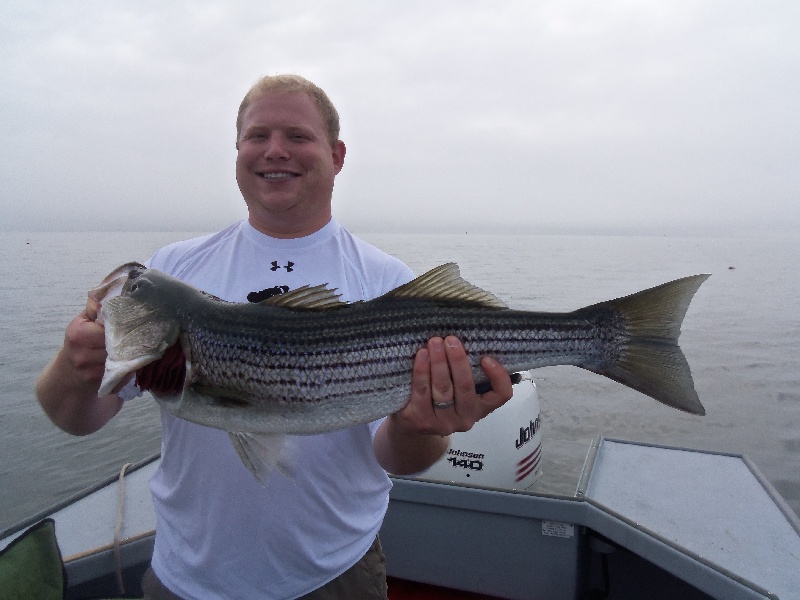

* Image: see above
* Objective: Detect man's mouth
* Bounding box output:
[260,171,299,180]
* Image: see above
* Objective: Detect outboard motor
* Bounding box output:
[416,371,543,490]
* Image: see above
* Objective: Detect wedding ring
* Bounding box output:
[432,400,455,409]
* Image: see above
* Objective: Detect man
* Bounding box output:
[36,74,514,599]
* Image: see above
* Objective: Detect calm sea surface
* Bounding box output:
[1,230,799,534]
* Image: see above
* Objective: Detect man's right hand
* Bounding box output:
[62,301,108,389]
[35,302,124,436]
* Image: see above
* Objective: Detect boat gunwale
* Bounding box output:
[0,452,161,542]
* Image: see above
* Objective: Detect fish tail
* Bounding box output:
[582,274,710,415]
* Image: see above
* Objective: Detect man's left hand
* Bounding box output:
[373,336,514,475]
[397,336,514,436]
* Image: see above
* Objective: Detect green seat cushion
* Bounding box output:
[0,519,66,600]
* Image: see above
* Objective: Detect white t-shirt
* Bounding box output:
[145,219,413,599]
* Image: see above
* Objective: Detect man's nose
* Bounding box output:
[264,134,290,159]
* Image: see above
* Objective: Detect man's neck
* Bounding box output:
[247,212,332,239]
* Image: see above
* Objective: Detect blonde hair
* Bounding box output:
[236,74,340,146]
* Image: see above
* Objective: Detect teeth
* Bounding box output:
[262,172,295,179]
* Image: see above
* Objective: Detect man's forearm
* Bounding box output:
[373,415,450,475]
[35,349,122,436]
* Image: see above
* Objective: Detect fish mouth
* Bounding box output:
[98,330,184,398]
[92,263,182,397]
[98,353,164,397]
[135,341,187,396]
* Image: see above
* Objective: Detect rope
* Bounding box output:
[114,462,133,595]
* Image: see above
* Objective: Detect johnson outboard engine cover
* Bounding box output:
[417,371,543,490]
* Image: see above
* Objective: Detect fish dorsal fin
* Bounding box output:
[385,263,508,308]
[261,284,346,311]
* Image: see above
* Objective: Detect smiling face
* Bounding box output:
[235,91,346,238]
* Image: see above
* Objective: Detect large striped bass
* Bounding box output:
[90,262,708,482]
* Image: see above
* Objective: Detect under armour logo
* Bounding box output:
[270,261,294,272]
[248,285,290,303]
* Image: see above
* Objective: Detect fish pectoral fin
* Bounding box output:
[228,432,294,485]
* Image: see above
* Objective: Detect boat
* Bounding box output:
[2,379,799,599]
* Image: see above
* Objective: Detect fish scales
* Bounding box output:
[92,262,708,482]
[185,300,618,409]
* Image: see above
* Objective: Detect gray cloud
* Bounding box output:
[2,0,798,234]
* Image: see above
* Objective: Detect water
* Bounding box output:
[1,230,799,534]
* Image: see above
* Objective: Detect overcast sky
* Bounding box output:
[2,1,798,235]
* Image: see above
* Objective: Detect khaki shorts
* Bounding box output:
[142,535,388,600]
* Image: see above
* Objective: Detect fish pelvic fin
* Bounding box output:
[384,263,508,308]
[228,432,294,485]
[584,274,710,415]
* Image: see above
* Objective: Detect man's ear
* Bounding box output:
[332,140,346,174]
